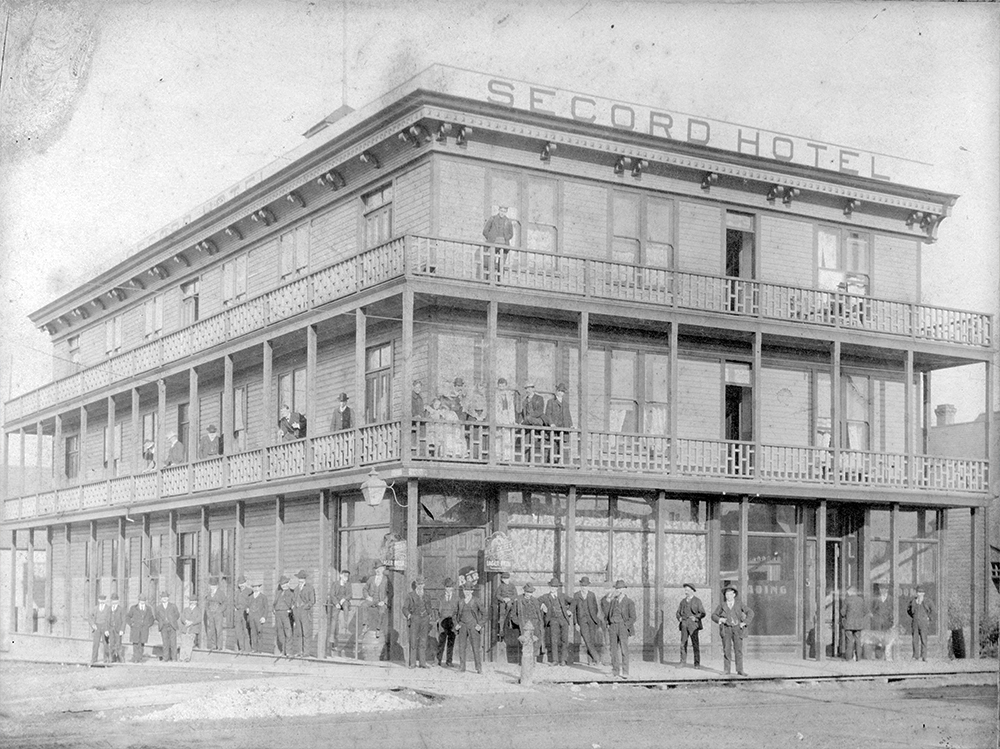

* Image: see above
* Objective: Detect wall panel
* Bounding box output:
[563,181,607,259]
[437,158,486,241]
[677,202,722,275]
[676,357,721,439]
[760,215,813,288]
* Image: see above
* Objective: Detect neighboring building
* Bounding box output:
[1,67,994,662]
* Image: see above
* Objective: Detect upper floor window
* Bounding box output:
[105,317,123,355]
[363,184,393,249]
[365,342,393,424]
[144,295,164,339]
[277,367,307,416]
[68,336,81,368]
[488,172,560,253]
[586,347,668,435]
[612,191,673,267]
[233,385,248,452]
[65,434,80,479]
[280,224,310,279]
[141,411,157,470]
[222,255,248,306]
[103,423,123,477]
[817,227,870,295]
[181,279,200,326]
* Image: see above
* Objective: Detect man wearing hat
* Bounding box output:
[363,562,389,636]
[328,569,353,657]
[574,577,602,666]
[606,580,637,679]
[273,576,295,655]
[155,592,180,662]
[513,583,544,663]
[841,585,868,662]
[402,577,434,668]
[205,577,227,651]
[482,205,513,246]
[330,393,353,432]
[247,581,268,653]
[292,569,316,656]
[88,594,112,665]
[126,593,155,663]
[494,571,517,645]
[676,583,706,668]
[233,575,252,652]
[712,586,754,676]
[907,586,934,661]
[544,384,572,464]
[198,424,223,459]
[277,403,306,441]
[456,584,486,673]
[179,596,203,662]
[540,577,573,666]
[520,383,546,427]
[108,593,126,663]
[164,431,186,467]
[437,578,459,667]
[870,584,895,660]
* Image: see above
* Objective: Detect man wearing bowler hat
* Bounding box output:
[108,593,126,663]
[402,576,434,668]
[273,576,295,655]
[198,423,223,459]
[155,591,180,662]
[676,583,706,668]
[126,593,155,663]
[514,583,544,663]
[574,576,602,666]
[907,586,934,661]
[330,393,352,432]
[292,569,316,656]
[89,594,112,665]
[456,584,486,673]
[233,574,252,652]
[437,577,459,667]
[540,577,573,666]
[205,576,227,651]
[712,585,754,676]
[544,383,572,464]
[606,580,636,679]
[247,581,268,653]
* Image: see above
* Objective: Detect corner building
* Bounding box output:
[2,67,993,662]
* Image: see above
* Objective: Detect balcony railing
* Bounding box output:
[4,235,992,424]
[1,422,988,523]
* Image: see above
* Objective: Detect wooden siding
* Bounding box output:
[200,264,224,319]
[760,215,814,288]
[248,238,280,299]
[394,162,431,236]
[243,500,276,651]
[677,201,722,275]
[873,234,918,302]
[437,158,486,240]
[315,337,355,434]
[77,326,103,372]
[873,379,907,453]
[50,529,67,634]
[68,523,88,638]
[759,366,812,446]
[281,496,321,646]
[563,180,608,259]
[310,202,356,268]
[162,286,181,336]
[122,305,144,352]
[232,364,264,451]
[676,357,722,439]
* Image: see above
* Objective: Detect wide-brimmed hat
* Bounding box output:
[500,572,511,580]
[523,583,535,593]
[555,383,567,393]
[297,569,308,579]
[683,583,697,592]
[614,580,627,589]
[279,575,289,585]
[443,577,454,588]
[915,586,925,593]
[237,574,247,585]
[207,424,218,433]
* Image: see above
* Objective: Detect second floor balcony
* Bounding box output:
[2,420,988,525]
[4,235,993,425]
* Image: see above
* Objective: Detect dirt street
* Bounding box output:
[0,662,995,749]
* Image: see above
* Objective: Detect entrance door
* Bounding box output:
[726,211,756,313]
[418,527,486,597]
[823,507,863,658]
[724,362,753,477]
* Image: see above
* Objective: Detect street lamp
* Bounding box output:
[360,468,388,507]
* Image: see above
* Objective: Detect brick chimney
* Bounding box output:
[934,403,957,427]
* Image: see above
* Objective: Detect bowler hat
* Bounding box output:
[209,576,219,586]
[500,572,511,580]
[579,576,591,585]
[523,583,535,593]
[443,578,454,588]
[415,576,426,585]
[723,585,739,596]
[548,577,561,587]
[207,424,218,433]
[915,586,925,593]
[338,393,348,402]
[374,562,386,570]
[340,569,351,577]
[137,593,147,602]
[297,569,308,579]
[279,575,289,585]
[252,582,262,588]
[555,383,567,393]
[683,583,697,592]
[614,580,627,589]
[110,593,119,601]
[237,574,247,585]
[160,592,170,598]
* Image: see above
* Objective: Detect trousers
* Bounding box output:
[720,626,744,674]
[608,622,630,676]
[457,626,482,672]
[408,617,430,666]
[547,619,570,665]
[680,626,701,666]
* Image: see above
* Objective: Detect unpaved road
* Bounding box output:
[0,662,995,748]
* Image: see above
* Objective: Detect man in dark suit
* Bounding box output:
[164,432,186,466]
[907,586,934,661]
[293,569,316,656]
[278,404,306,440]
[494,571,517,644]
[205,577,227,651]
[328,569,353,657]
[676,582,706,668]
[574,576,602,666]
[155,592,180,662]
[520,383,546,426]
[273,576,294,655]
[841,586,869,661]
[108,593,126,663]
[198,424,223,459]
[126,593,155,663]
[179,597,203,662]
[88,594,112,665]
[330,393,352,432]
[712,586,754,676]
[543,384,573,463]
[456,585,486,673]
[540,577,573,666]
[606,580,636,679]
[514,583,544,663]
[437,577,459,667]
[363,563,390,636]
[482,205,513,246]
[233,575,252,652]
[247,582,268,653]
[402,577,434,668]
[870,584,895,660]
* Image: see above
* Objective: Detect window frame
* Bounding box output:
[365,342,393,424]
[222,254,249,306]
[64,434,80,480]
[609,188,675,268]
[815,225,871,294]
[105,316,123,355]
[181,278,200,326]
[279,223,311,279]
[362,184,394,250]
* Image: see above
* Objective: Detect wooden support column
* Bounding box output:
[89,520,98,606]
[403,290,416,466]
[317,490,330,658]
[406,479,419,587]
[167,510,177,600]
[890,503,900,652]
[235,501,245,582]
[355,309,367,464]
[485,298,496,466]
[36,421,44,494]
[654,490,665,663]
[922,372,932,455]
[26,528,35,632]
[306,326,318,470]
[78,407,88,485]
[831,341,841,487]
[200,506,210,601]
[222,356,233,486]
[817,500,827,662]
[63,525,72,636]
[275,495,285,590]
[106,396,116,480]
[739,496,749,597]
[189,368,199,489]
[141,514,151,598]
[753,331,762,468]
[156,380,166,497]
[579,312,589,469]
[7,530,16,634]
[970,506,979,659]
[669,322,679,472]
[117,517,126,600]
[937,509,947,652]
[54,414,63,487]
[18,428,26,497]
[1,432,8,500]
[566,486,577,593]
[131,388,140,475]
[904,351,914,488]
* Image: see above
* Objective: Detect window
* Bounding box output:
[142,412,157,468]
[280,224,310,278]
[612,192,640,264]
[181,279,200,326]
[489,172,522,246]
[843,375,870,451]
[896,508,941,636]
[178,532,198,609]
[209,529,234,584]
[105,317,123,355]
[436,332,485,399]
[64,434,79,479]
[508,491,566,584]
[365,343,393,424]
[68,336,81,368]
[143,295,164,339]
[363,184,393,249]
[277,367,307,416]
[525,177,557,253]
[586,347,668,435]
[103,423,123,476]
[233,385,247,452]
[814,371,832,448]
[612,191,673,267]
[662,498,707,586]
[177,403,190,462]
[817,227,870,294]
[222,255,248,305]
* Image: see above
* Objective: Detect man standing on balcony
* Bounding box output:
[495,378,518,462]
[205,577,226,651]
[198,424,223,459]
[292,569,316,657]
[574,576,602,667]
[676,583,706,668]
[520,383,546,426]
[907,586,934,662]
[483,205,513,246]
[126,593,154,663]
[273,576,295,655]
[544,384,573,464]
[164,432,186,466]
[155,591,179,662]
[278,404,306,440]
[247,581,268,653]
[330,393,352,432]
[411,380,425,417]
[89,593,112,665]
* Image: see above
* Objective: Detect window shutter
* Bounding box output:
[154,296,163,332]
[296,224,310,271]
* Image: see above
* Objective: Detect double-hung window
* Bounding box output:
[817,227,870,295]
[181,279,200,326]
[279,224,310,279]
[143,295,164,339]
[363,185,393,249]
[222,255,248,306]
[105,317,123,355]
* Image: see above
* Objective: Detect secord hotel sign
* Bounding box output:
[479,75,905,182]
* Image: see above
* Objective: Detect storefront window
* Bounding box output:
[896,508,940,635]
[576,495,610,527]
[613,531,655,587]
[746,536,797,636]
[509,491,566,584]
[340,527,390,582]
[574,529,608,582]
[747,502,795,534]
[340,497,390,528]
[720,501,741,533]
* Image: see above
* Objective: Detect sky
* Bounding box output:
[0,0,997,430]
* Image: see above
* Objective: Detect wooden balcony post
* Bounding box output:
[26,528,35,632]
[262,341,272,479]
[904,351,914,488]
[355,308,366,466]
[63,524,72,636]
[89,519,98,607]
[223,355,233,487]
[890,503,899,650]
[922,371,932,456]
[831,341,841,486]
[54,414,63,488]
[485,299,497,466]
[78,407,87,487]
[7,530,16,635]
[141,513,151,599]
[36,420,44,495]
[566,485,577,594]
[234,500,245,586]
[969,506,979,659]
[406,479,418,586]
[402,290,415,466]
[817,500,827,662]
[753,330,762,476]
[984,360,993,487]
[117,516,126,600]
[157,380,166,499]
[654,491,665,663]
[1,432,8,501]
[131,388,140,477]
[106,397,116,481]
[317,489,329,658]
[18,428,25,498]
[200,506,209,604]
[669,322,679,474]
[167,510,177,600]
[189,367,199,492]
[306,326,318,472]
